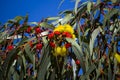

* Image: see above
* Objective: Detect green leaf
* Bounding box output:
[29,22,38,26]
[51,14,73,25]
[24,44,34,63]
[113,42,117,53]
[66,38,86,73]
[33,54,36,71]
[37,43,50,80]
[89,27,101,57]
[46,17,60,21]
[8,19,17,23]
[109,24,114,31]
[24,14,29,22]
[83,28,90,36]
[42,36,48,44]
[59,10,73,15]
[39,22,54,29]
[71,3,87,25]
[87,1,92,13]
[77,22,81,44]
[16,37,28,46]
[112,58,117,80]
[49,69,56,80]
[103,8,119,28]
[82,42,90,57]
[4,22,10,28]
[85,56,89,73]
[1,48,17,79]
[97,0,101,5]
[8,66,15,80]
[80,64,96,80]
[112,22,120,42]
[111,0,117,3]
[0,31,8,43]
[108,63,112,80]
[75,0,80,14]
[58,0,64,9]
[87,64,96,74]
[61,14,73,24]
[21,55,26,76]
[14,16,23,22]
[19,69,24,80]
[13,71,20,80]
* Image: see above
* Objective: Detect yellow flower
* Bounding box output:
[54,46,61,55]
[64,24,74,34]
[61,46,67,56]
[53,46,68,56]
[72,34,76,39]
[54,25,64,32]
[115,53,120,63]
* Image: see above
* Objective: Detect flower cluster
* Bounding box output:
[48,24,75,57]
[54,24,75,39]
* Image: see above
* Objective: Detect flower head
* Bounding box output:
[65,43,71,48]
[26,26,32,33]
[50,24,75,57]
[29,41,33,48]
[72,34,76,39]
[115,53,120,63]
[54,25,64,32]
[54,46,61,56]
[36,43,42,50]
[66,32,72,38]
[7,45,14,51]
[75,59,80,65]
[62,32,69,37]
[48,33,54,39]
[54,31,61,35]
[61,46,67,56]
[64,24,74,34]
[35,27,41,34]
[50,42,56,48]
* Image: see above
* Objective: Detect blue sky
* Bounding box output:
[0,0,75,24]
[0,0,119,51]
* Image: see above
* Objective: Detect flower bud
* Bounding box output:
[35,27,41,34]
[36,43,42,50]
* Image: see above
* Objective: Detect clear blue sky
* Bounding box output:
[0,0,75,24]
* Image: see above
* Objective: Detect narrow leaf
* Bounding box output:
[89,27,101,57]
[24,44,34,63]
[37,43,50,80]
[46,17,60,21]
[66,38,86,73]
[87,1,92,13]
[75,0,80,14]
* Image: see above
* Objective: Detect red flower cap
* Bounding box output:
[7,45,14,51]
[65,43,71,48]
[48,33,54,39]
[50,42,55,48]
[62,32,69,36]
[36,43,42,50]
[54,31,61,35]
[75,59,80,65]
[29,41,33,48]
[26,26,32,33]
[35,27,41,34]
[66,33,72,38]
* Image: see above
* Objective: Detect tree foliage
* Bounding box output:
[0,0,120,80]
